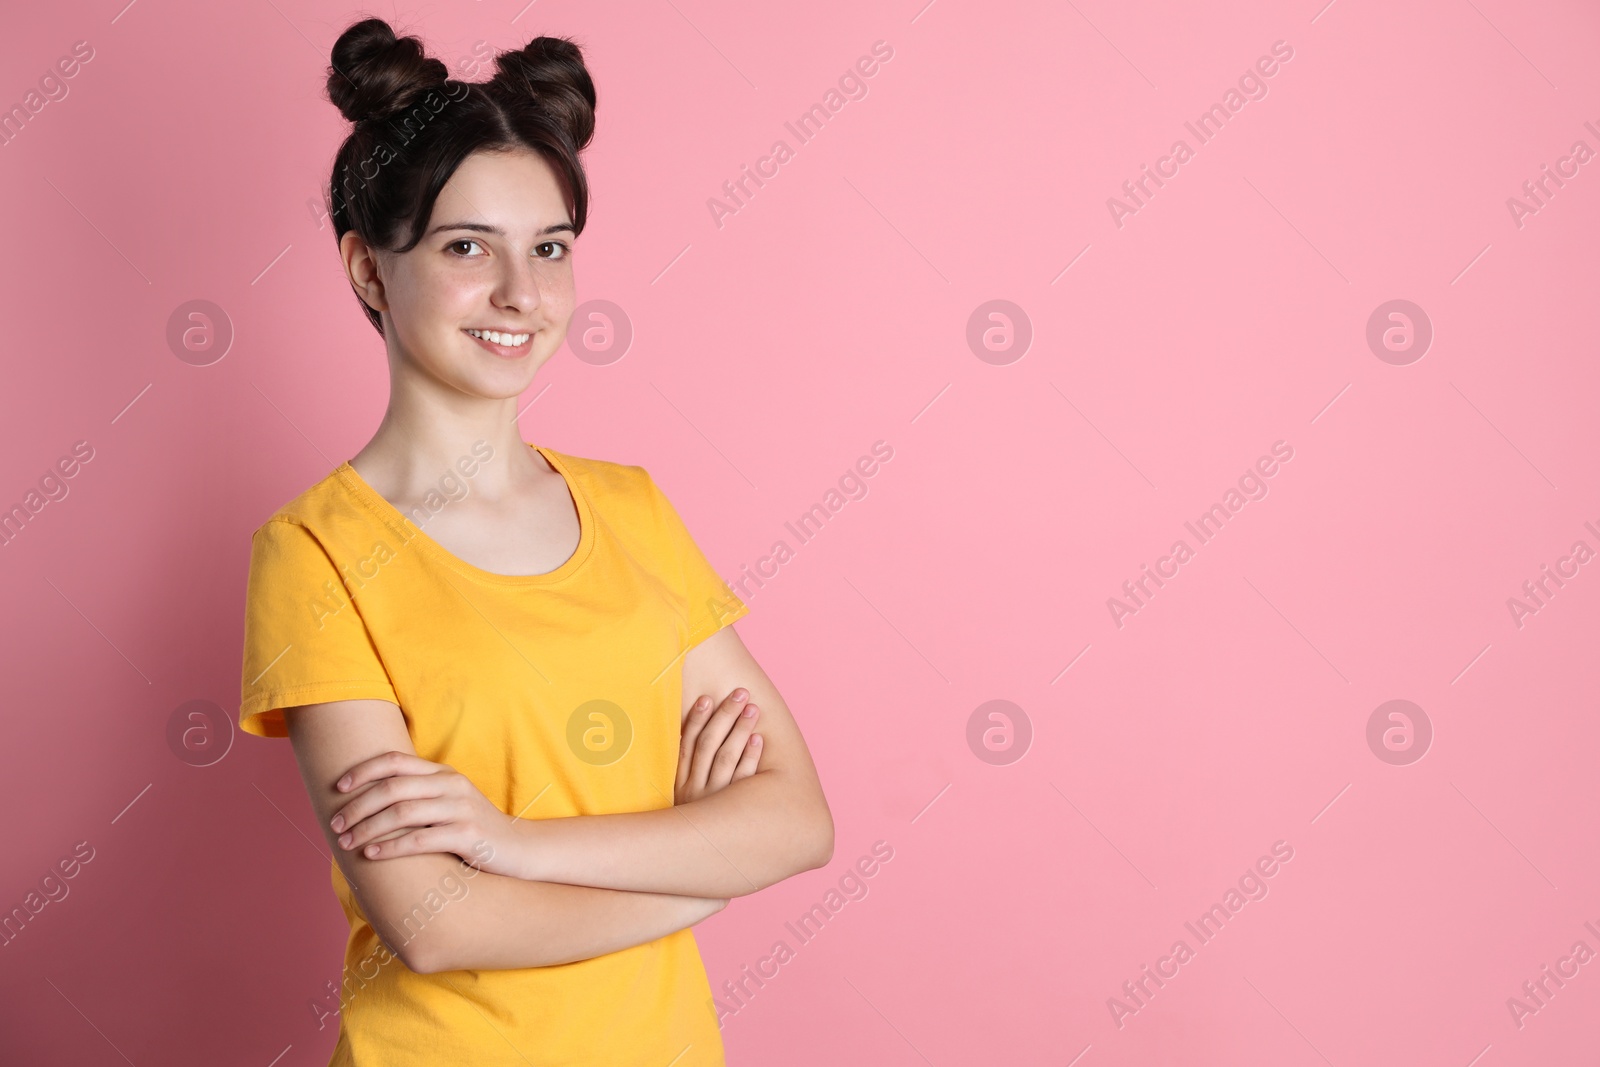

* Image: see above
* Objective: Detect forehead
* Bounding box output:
[430,148,571,234]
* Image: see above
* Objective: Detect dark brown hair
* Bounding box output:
[323,18,597,335]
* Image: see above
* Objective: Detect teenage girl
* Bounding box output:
[238,18,833,1065]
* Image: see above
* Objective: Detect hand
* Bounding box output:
[328,752,524,877]
[675,687,764,805]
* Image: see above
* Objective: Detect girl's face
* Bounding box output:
[357,147,577,400]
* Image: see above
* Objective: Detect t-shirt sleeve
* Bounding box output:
[644,473,750,650]
[238,518,400,738]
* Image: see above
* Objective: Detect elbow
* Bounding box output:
[385,931,442,975]
[399,946,439,975]
[746,804,832,895]
[348,862,486,974]
[402,938,473,975]
[806,804,835,871]
[374,917,455,976]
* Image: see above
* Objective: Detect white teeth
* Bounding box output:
[467,329,529,345]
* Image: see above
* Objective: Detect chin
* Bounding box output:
[495,361,550,397]
[471,371,541,400]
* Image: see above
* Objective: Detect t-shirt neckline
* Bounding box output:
[333,442,596,587]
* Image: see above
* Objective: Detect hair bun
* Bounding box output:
[327,17,448,124]
[492,36,597,152]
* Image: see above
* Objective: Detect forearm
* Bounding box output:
[283,699,725,975]
[511,769,833,898]
[355,854,726,974]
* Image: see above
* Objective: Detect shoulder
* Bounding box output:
[543,447,652,490]
[248,466,383,553]
[541,447,689,552]
[254,468,346,527]
[540,447,665,512]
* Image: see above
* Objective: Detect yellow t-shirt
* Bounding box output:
[238,443,748,1067]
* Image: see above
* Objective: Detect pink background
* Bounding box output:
[3,0,1598,1063]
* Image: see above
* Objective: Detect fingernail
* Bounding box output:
[337,774,352,790]
[742,704,757,718]
[696,696,710,710]
[733,688,748,701]
[338,833,352,848]
[331,815,345,832]
[364,845,379,858]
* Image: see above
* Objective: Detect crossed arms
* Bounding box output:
[282,625,833,975]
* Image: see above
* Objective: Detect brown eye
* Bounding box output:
[536,241,569,261]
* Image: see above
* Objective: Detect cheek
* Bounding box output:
[406,276,484,347]
[539,264,576,312]
[389,282,481,374]
[425,269,490,323]
[537,269,577,338]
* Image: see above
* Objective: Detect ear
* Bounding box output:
[340,229,390,312]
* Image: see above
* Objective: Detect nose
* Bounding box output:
[491,250,543,315]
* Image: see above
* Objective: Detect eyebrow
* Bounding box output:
[426,221,576,238]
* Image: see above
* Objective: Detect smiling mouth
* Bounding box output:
[464,328,532,358]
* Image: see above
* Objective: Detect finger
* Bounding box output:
[336,751,442,793]
[338,798,458,852]
[341,797,458,854]
[732,733,762,780]
[358,825,464,861]
[676,696,714,793]
[331,773,447,834]
[707,703,760,790]
[688,689,750,791]
[687,692,741,791]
